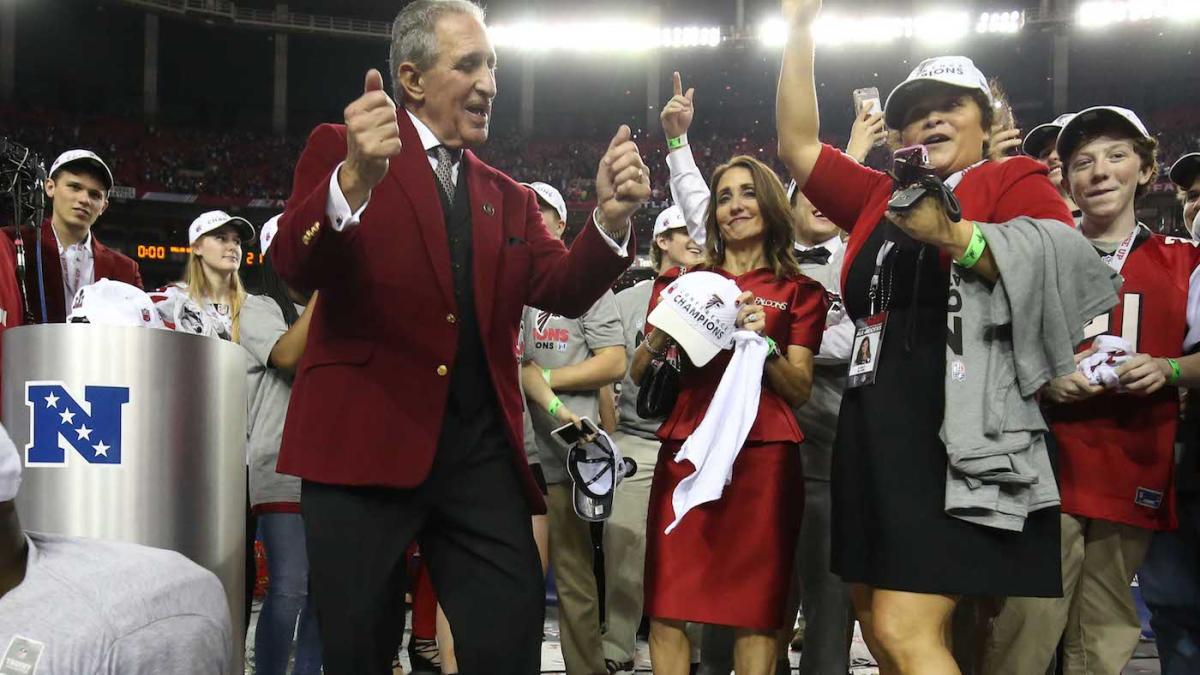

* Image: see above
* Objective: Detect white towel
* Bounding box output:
[1077,334,1132,389]
[665,330,768,534]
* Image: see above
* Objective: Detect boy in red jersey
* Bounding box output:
[984,106,1200,675]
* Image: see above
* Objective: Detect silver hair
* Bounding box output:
[389,0,486,99]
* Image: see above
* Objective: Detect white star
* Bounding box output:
[92,441,110,457]
[43,393,59,408]
[75,425,92,441]
[59,410,75,425]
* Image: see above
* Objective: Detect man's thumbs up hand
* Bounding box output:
[339,68,402,211]
[595,125,651,240]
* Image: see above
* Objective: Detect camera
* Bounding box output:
[887,144,962,222]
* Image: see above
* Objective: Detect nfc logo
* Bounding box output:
[24,382,131,467]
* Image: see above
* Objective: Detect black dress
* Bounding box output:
[830,220,1062,598]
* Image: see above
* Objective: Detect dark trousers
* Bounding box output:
[301,436,545,675]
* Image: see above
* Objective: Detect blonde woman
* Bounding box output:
[152,210,253,342]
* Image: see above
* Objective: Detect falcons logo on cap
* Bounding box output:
[705,294,725,310]
[536,310,554,331]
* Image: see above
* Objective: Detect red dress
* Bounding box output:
[643,267,828,630]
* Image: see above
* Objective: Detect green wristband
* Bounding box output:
[548,397,563,416]
[1167,358,1182,385]
[667,133,688,150]
[956,221,987,269]
[541,367,552,385]
[765,336,781,360]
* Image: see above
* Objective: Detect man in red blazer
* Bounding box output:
[270,2,650,673]
[3,149,143,323]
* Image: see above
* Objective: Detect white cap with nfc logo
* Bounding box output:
[48,149,114,190]
[884,56,993,130]
[1056,106,1151,164]
[653,205,688,237]
[522,182,568,224]
[188,210,256,246]
[646,271,742,367]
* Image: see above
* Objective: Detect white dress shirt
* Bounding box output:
[324,111,629,256]
[53,228,95,305]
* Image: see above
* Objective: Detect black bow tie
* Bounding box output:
[795,246,831,265]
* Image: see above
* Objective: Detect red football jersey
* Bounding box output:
[1048,231,1200,530]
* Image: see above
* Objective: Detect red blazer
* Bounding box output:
[0,234,23,407]
[2,221,144,323]
[272,110,633,510]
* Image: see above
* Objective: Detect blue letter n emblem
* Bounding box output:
[25,382,130,466]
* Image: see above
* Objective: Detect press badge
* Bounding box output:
[0,635,45,675]
[847,312,888,388]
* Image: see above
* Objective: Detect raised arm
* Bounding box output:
[662,71,711,244]
[776,0,825,189]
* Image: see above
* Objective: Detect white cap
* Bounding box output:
[653,205,688,237]
[1022,113,1077,158]
[568,430,636,522]
[48,149,114,190]
[523,182,568,224]
[0,423,20,502]
[1056,106,1151,163]
[188,210,256,246]
[1191,210,1200,242]
[260,214,282,254]
[884,56,993,129]
[67,279,165,329]
[1169,152,1200,189]
[646,271,742,367]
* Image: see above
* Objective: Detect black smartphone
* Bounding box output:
[552,417,600,447]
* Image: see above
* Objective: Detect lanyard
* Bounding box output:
[1099,223,1147,275]
[868,241,897,315]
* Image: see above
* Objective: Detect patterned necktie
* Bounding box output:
[795,246,831,265]
[433,145,456,197]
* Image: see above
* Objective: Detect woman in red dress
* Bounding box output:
[630,155,829,675]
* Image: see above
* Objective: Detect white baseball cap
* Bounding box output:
[1022,113,1077,158]
[1056,106,1151,163]
[884,56,993,129]
[188,210,256,246]
[653,205,688,237]
[48,149,114,190]
[0,423,20,502]
[646,271,742,367]
[568,430,637,522]
[523,182,568,224]
[1169,152,1200,189]
[260,214,282,254]
[67,279,165,329]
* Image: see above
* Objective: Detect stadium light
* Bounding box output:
[977,10,1025,34]
[1077,0,1200,28]
[488,21,721,52]
[760,9,1018,48]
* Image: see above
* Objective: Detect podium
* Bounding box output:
[3,324,248,667]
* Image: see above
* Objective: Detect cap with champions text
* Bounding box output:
[884,56,993,130]
[646,271,742,367]
[522,182,568,224]
[1056,106,1151,164]
[188,210,256,246]
[48,149,114,190]
[653,205,688,237]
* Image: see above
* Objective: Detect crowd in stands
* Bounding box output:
[2,103,1197,208]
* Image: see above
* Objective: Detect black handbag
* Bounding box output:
[636,348,680,419]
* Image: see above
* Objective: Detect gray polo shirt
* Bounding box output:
[614,279,662,440]
[521,291,624,484]
[241,294,304,507]
[0,532,231,674]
